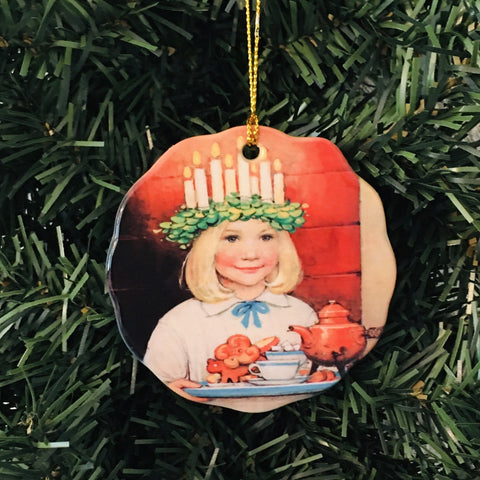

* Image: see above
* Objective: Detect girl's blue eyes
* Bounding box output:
[223,234,274,242]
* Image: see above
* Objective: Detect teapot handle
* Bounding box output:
[365,327,383,339]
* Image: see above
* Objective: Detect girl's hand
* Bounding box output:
[168,378,209,403]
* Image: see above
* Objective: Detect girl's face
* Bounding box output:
[215,219,280,299]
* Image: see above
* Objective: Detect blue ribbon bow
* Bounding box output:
[232,301,270,328]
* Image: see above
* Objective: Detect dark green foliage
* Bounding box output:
[1,0,479,479]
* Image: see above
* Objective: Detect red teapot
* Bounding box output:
[289,300,366,372]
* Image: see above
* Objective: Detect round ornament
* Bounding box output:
[107,126,396,412]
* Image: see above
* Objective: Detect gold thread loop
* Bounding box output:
[246,0,261,146]
[246,113,259,146]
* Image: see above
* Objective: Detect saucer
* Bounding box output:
[247,376,308,386]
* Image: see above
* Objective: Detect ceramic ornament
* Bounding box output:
[107,126,396,413]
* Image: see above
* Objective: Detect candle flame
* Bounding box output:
[236,136,244,150]
[211,142,220,158]
[274,158,282,171]
[193,151,202,166]
[250,163,257,174]
[225,154,233,168]
[184,166,192,179]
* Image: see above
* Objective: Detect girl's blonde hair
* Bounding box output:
[184,220,303,303]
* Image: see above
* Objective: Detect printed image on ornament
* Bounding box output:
[107,126,396,413]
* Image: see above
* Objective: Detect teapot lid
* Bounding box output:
[318,300,350,324]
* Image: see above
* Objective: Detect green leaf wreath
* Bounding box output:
[158,193,307,248]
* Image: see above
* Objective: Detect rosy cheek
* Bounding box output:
[215,250,236,269]
[262,251,279,267]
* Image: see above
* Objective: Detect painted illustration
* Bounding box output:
[107,126,396,413]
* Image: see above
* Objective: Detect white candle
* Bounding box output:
[183,166,196,208]
[273,158,285,204]
[250,163,259,195]
[224,154,237,196]
[194,168,209,209]
[210,159,224,202]
[237,136,250,198]
[250,176,259,195]
[260,161,273,202]
[192,151,209,209]
[210,143,224,203]
[238,157,251,198]
[273,173,284,204]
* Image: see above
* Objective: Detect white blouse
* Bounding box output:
[143,290,316,383]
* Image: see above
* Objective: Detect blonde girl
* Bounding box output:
[144,218,315,402]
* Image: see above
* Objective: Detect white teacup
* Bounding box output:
[265,350,307,363]
[248,360,300,380]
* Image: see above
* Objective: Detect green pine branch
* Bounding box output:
[1,0,479,479]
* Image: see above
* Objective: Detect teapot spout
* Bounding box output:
[288,325,314,347]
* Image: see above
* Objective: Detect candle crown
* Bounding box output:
[157,143,307,248]
[159,193,306,248]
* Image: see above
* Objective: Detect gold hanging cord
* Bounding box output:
[245,0,261,146]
